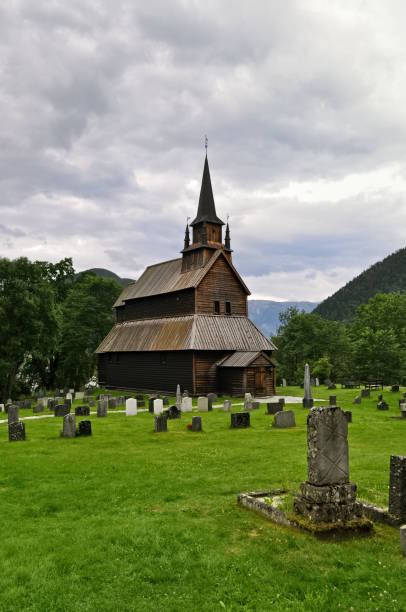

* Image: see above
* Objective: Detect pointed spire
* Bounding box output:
[190,156,224,226]
[225,221,231,250]
[184,222,190,249]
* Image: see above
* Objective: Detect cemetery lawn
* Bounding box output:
[1,388,406,611]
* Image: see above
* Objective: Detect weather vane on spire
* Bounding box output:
[205,135,208,153]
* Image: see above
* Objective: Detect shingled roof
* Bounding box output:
[190,156,224,226]
[113,249,250,306]
[96,314,276,353]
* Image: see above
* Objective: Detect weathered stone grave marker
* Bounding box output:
[231,412,250,429]
[223,399,232,412]
[198,397,208,412]
[153,399,164,415]
[191,416,202,431]
[126,398,137,416]
[9,422,25,442]
[78,420,92,436]
[389,456,406,522]
[62,414,76,438]
[274,410,296,428]
[75,405,90,416]
[361,389,370,398]
[181,397,193,412]
[303,363,313,408]
[97,400,107,417]
[155,414,167,432]
[8,405,19,425]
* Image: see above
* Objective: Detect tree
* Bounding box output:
[273,308,350,383]
[0,258,60,401]
[348,293,406,383]
[56,273,122,388]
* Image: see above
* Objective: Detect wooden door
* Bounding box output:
[255,367,266,395]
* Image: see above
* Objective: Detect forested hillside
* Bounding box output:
[313,247,406,322]
[78,268,134,287]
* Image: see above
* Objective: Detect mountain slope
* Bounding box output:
[78,268,134,287]
[313,247,406,322]
[248,300,319,336]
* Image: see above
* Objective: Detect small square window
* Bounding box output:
[225,301,231,314]
[214,300,220,314]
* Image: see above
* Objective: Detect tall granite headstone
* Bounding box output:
[303,363,313,408]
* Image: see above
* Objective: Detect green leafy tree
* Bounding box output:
[273,308,350,383]
[56,273,122,388]
[0,258,60,401]
[348,293,406,383]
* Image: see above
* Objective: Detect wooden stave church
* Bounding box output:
[96,155,276,396]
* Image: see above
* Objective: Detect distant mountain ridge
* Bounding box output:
[78,268,135,287]
[248,299,319,336]
[313,247,406,322]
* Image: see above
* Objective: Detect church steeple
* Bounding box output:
[184,222,190,249]
[181,153,230,272]
[225,221,231,250]
[190,156,224,227]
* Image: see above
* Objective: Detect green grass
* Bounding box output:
[1,387,406,611]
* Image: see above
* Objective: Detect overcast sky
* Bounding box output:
[1,1,406,301]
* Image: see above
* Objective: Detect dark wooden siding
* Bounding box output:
[119,289,195,321]
[195,256,247,315]
[98,351,193,393]
[219,368,245,396]
[193,350,228,395]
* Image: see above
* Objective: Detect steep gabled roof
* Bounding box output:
[96,314,276,353]
[114,249,250,303]
[190,156,224,226]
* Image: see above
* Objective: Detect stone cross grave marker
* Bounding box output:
[126,398,137,416]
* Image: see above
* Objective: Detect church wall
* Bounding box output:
[98,351,194,392]
[193,350,229,395]
[119,288,195,322]
[195,257,248,315]
[218,368,245,396]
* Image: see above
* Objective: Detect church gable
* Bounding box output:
[195,252,248,315]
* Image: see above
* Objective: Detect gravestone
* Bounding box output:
[278,398,285,408]
[154,414,167,433]
[252,401,260,410]
[282,378,287,387]
[66,392,73,402]
[182,391,189,398]
[55,404,70,417]
[315,377,320,387]
[64,398,72,409]
[166,405,181,419]
[392,385,400,392]
[78,420,92,436]
[207,397,213,411]
[399,399,405,407]
[8,405,19,425]
[274,410,296,428]
[329,396,337,406]
[108,398,117,410]
[293,406,362,524]
[400,526,406,555]
[153,399,164,415]
[39,397,48,408]
[389,456,406,521]
[62,414,76,438]
[361,389,370,398]
[0,404,4,413]
[223,400,232,412]
[303,363,313,408]
[148,396,157,413]
[353,396,361,404]
[162,397,169,406]
[266,402,281,415]
[75,391,84,400]
[378,394,383,402]
[344,410,352,423]
[89,400,96,408]
[231,412,250,429]
[244,393,253,411]
[207,393,218,404]
[126,398,137,416]
[97,400,107,417]
[136,394,144,401]
[191,416,202,432]
[75,405,90,416]
[181,397,193,412]
[9,422,25,441]
[137,400,145,408]
[176,384,182,411]
[198,397,208,412]
[33,404,43,414]
[400,404,406,419]
[377,401,389,411]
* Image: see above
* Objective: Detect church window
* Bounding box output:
[214,300,220,314]
[225,301,231,315]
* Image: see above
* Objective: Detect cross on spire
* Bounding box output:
[205,135,208,154]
